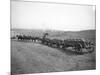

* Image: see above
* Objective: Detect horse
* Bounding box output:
[62,39,82,53]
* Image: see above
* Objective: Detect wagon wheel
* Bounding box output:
[86,46,94,53]
[73,47,83,54]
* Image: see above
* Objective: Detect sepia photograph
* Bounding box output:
[11,0,96,75]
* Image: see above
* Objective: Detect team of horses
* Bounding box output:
[11,33,95,54]
[16,35,41,42]
[40,38,94,53]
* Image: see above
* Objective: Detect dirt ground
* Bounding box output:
[11,40,96,75]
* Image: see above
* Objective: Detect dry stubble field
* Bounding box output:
[11,40,96,75]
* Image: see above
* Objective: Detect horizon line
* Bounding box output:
[11,28,96,32]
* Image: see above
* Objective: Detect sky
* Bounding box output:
[11,0,96,31]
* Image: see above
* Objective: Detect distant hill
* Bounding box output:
[63,30,96,41]
[11,29,96,41]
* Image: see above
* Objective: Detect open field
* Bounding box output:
[11,29,96,74]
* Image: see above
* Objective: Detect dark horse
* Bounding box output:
[61,39,82,53]
[16,35,31,41]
